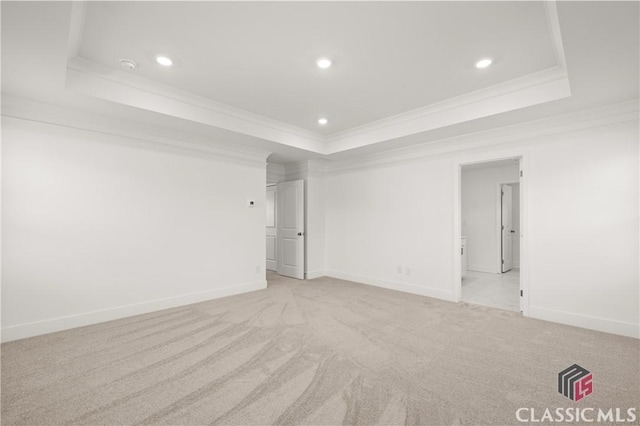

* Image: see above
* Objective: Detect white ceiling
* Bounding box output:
[79,1,557,135]
[1,2,638,164]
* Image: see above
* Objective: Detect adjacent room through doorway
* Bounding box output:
[461,159,521,312]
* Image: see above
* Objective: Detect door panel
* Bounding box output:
[266,186,277,271]
[282,238,298,267]
[266,236,276,267]
[501,184,513,272]
[277,180,305,279]
[281,185,298,229]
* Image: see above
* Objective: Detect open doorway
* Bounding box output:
[265,180,305,280]
[460,159,521,312]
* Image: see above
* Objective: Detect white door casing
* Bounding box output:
[277,180,305,279]
[501,184,514,272]
[266,185,277,272]
[454,154,528,316]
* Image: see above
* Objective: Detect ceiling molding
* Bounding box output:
[2,95,271,168]
[66,58,326,154]
[545,0,568,70]
[307,159,329,177]
[324,65,571,154]
[63,6,324,154]
[67,56,571,159]
[67,2,87,60]
[323,1,570,154]
[324,99,639,174]
[66,2,87,61]
[64,1,572,158]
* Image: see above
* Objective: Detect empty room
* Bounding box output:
[1,1,638,425]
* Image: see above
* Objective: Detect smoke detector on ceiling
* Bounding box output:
[119,59,138,71]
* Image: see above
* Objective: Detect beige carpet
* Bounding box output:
[2,272,638,425]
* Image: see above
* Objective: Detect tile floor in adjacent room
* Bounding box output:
[462,268,520,312]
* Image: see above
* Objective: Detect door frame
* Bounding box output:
[453,151,530,315]
[497,181,519,273]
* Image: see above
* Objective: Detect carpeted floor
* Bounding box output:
[2,272,638,425]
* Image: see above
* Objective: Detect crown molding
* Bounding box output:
[65,1,571,159]
[307,159,329,177]
[324,99,639,174]
[66,2,86,61]
[66,58,326,154]
[280,159,329,180]
[545,0,568,71]
[324,65,571,155]
[1,95,271,168]
[324,1,570,154]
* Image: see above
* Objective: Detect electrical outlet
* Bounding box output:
[396,265,402,274]
[256,265,261,273]
[405,267,411,276]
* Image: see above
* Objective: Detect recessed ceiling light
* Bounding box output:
[119,59,137,70]
[475,58,493,69]
[316,57,332,69]
[156,56,173,67]
[318,117,328,125]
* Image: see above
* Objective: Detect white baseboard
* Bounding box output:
[528,305,639,339]
[325,270,455,302]
[305,270,325,279]
[1,280,267,343]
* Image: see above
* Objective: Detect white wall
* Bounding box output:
[266,162,285,184]
[304,170,326,279]
[526,122,638,336]
[2,117,267,341]
[325,119,639,338]
[3,111,637,341]
[325,159,455,301]
[461,163,519,273]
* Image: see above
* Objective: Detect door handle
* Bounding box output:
[297,232,304,236]
[510,230,515,233]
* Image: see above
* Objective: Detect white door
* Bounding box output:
[266,185,277,271]
[277,180,305,279]
[501,184,514,272]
